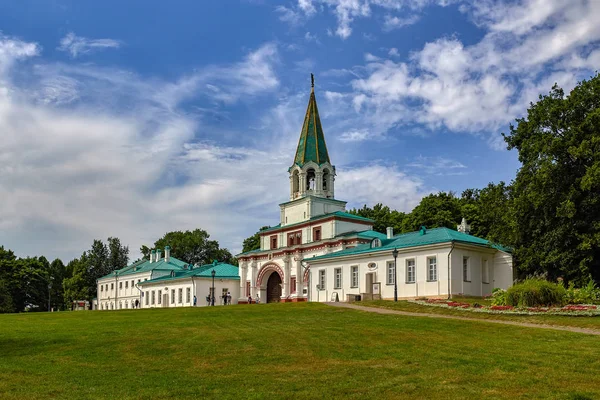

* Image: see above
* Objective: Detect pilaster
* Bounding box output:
[250,259,258,297]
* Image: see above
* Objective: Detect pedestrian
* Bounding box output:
[227,291,231,305]
[193,295,197,307]
[255,294,260,304]
[248,294,252,304]
[135,299,139,309]
[206,294,211,306]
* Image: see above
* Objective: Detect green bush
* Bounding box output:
[564,281,600,304]
[506,279,566,307]
[491,287,507,306]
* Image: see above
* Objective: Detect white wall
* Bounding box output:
[307,245,514,302]
[139,278,240,308]
[97,272,152,310]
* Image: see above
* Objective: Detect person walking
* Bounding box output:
[227,291,231,305]
[206,294,211,306]
[255,294,260,304]
[193,295,197,307]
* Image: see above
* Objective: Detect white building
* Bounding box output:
[97,246,239,310]
[236,77,513,303]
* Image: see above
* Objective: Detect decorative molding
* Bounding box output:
[256,262,284,287]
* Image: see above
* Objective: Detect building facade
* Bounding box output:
[237,78,514,303]
[97,246,239,310]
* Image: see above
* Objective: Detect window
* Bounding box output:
[406,259,415,283]
[246,282,250,296]
[125,281,128,289]
[482,260,489,284]
[386,261,395,285]
[291,277,297,293]
[145,291,149,305]
[101,285,104,292]
[370,238,382,248]
[105,284,108,291]
[463,257,471,282]
[119,282,122,289]
[186,287,191,303]
[137,279,140,283]
[158,290,162,304]
[171,289,175,304]
[288,230,302,246]
[351,266,359,288]
[131,280,134,288]
[151,291,155,305]
[428,257,437,281]
[178,288,183,304]
[270,235,278,249]
[111,283,114,290]
[318,270,326,290]
[334,268,342,289]
[313,226,321,242]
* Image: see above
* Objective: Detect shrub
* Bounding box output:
[564,281,600,304]
[491,288,507,306]
[506,278,566,307]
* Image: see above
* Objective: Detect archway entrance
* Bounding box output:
[266,272,282,303]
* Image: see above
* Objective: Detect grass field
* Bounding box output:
[359,299,600,330]
[1,303,600,400]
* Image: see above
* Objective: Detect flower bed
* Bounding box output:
[412,299,600,316]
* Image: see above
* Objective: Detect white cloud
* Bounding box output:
[383,14,420,31]
[57,32,121,58]
[339,129,371,142]
[0,35,284,261]
[388,47,400,57]
[284,0,454,38]
[337,0,600,143]
[406,156,467,175]
[337,163,428,212]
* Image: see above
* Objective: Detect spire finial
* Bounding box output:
[311,73,314,88]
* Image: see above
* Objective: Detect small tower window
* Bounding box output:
[371,238,382,248]
[323,169,330,191]
[306,168,316,190]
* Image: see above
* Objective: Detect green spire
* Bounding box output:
[293,74,331,167]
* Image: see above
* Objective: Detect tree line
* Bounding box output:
[0,229,234,313]
[242,74,600,286]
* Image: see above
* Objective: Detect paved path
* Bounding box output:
[325,302,600,336]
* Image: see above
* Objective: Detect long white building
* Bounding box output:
[236,77,514,303]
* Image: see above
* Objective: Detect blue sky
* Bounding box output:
[0,0,598,261]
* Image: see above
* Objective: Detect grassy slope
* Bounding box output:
[0,303,599,400]
[359,299,600,330]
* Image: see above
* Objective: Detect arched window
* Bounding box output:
[292,170,299,194]
[370,238,382,248]
[322,169,330,191]
[306,168,316,190]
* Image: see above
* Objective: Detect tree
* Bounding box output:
[107,237,129,272]
[402,192,462,232]
[63,255,90,308]
[503,74,600,284]
[49,259,66,311]
[460,182,516,246]
[142,229,235,266]
[241,226,271,253]
[0,278,14,313]
[349,204,406,234]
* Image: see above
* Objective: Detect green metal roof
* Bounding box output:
[337,230,388,240]
[259,211,373,234]
[309,227,511,262]
[139,262,239,285]
[98,256,189,280]
[292,80,330,168]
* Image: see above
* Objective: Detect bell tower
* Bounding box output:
[289,74,336,201]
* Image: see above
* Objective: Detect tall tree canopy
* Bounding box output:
[141,229,235,266]
[349,204,406,234]
[401,192,462,232]
[503,74,600,284]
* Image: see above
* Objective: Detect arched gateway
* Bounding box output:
[256,263,284,303]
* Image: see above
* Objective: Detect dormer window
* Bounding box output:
[371,238,382,248]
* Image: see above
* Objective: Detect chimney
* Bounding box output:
[165,246,171,263]
[457,218,471,234]
[150,250,156,263]
[156,249,162,262]
[386,227,394,239]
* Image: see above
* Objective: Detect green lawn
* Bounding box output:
[359,299,600,330]
[1,303,599,400]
